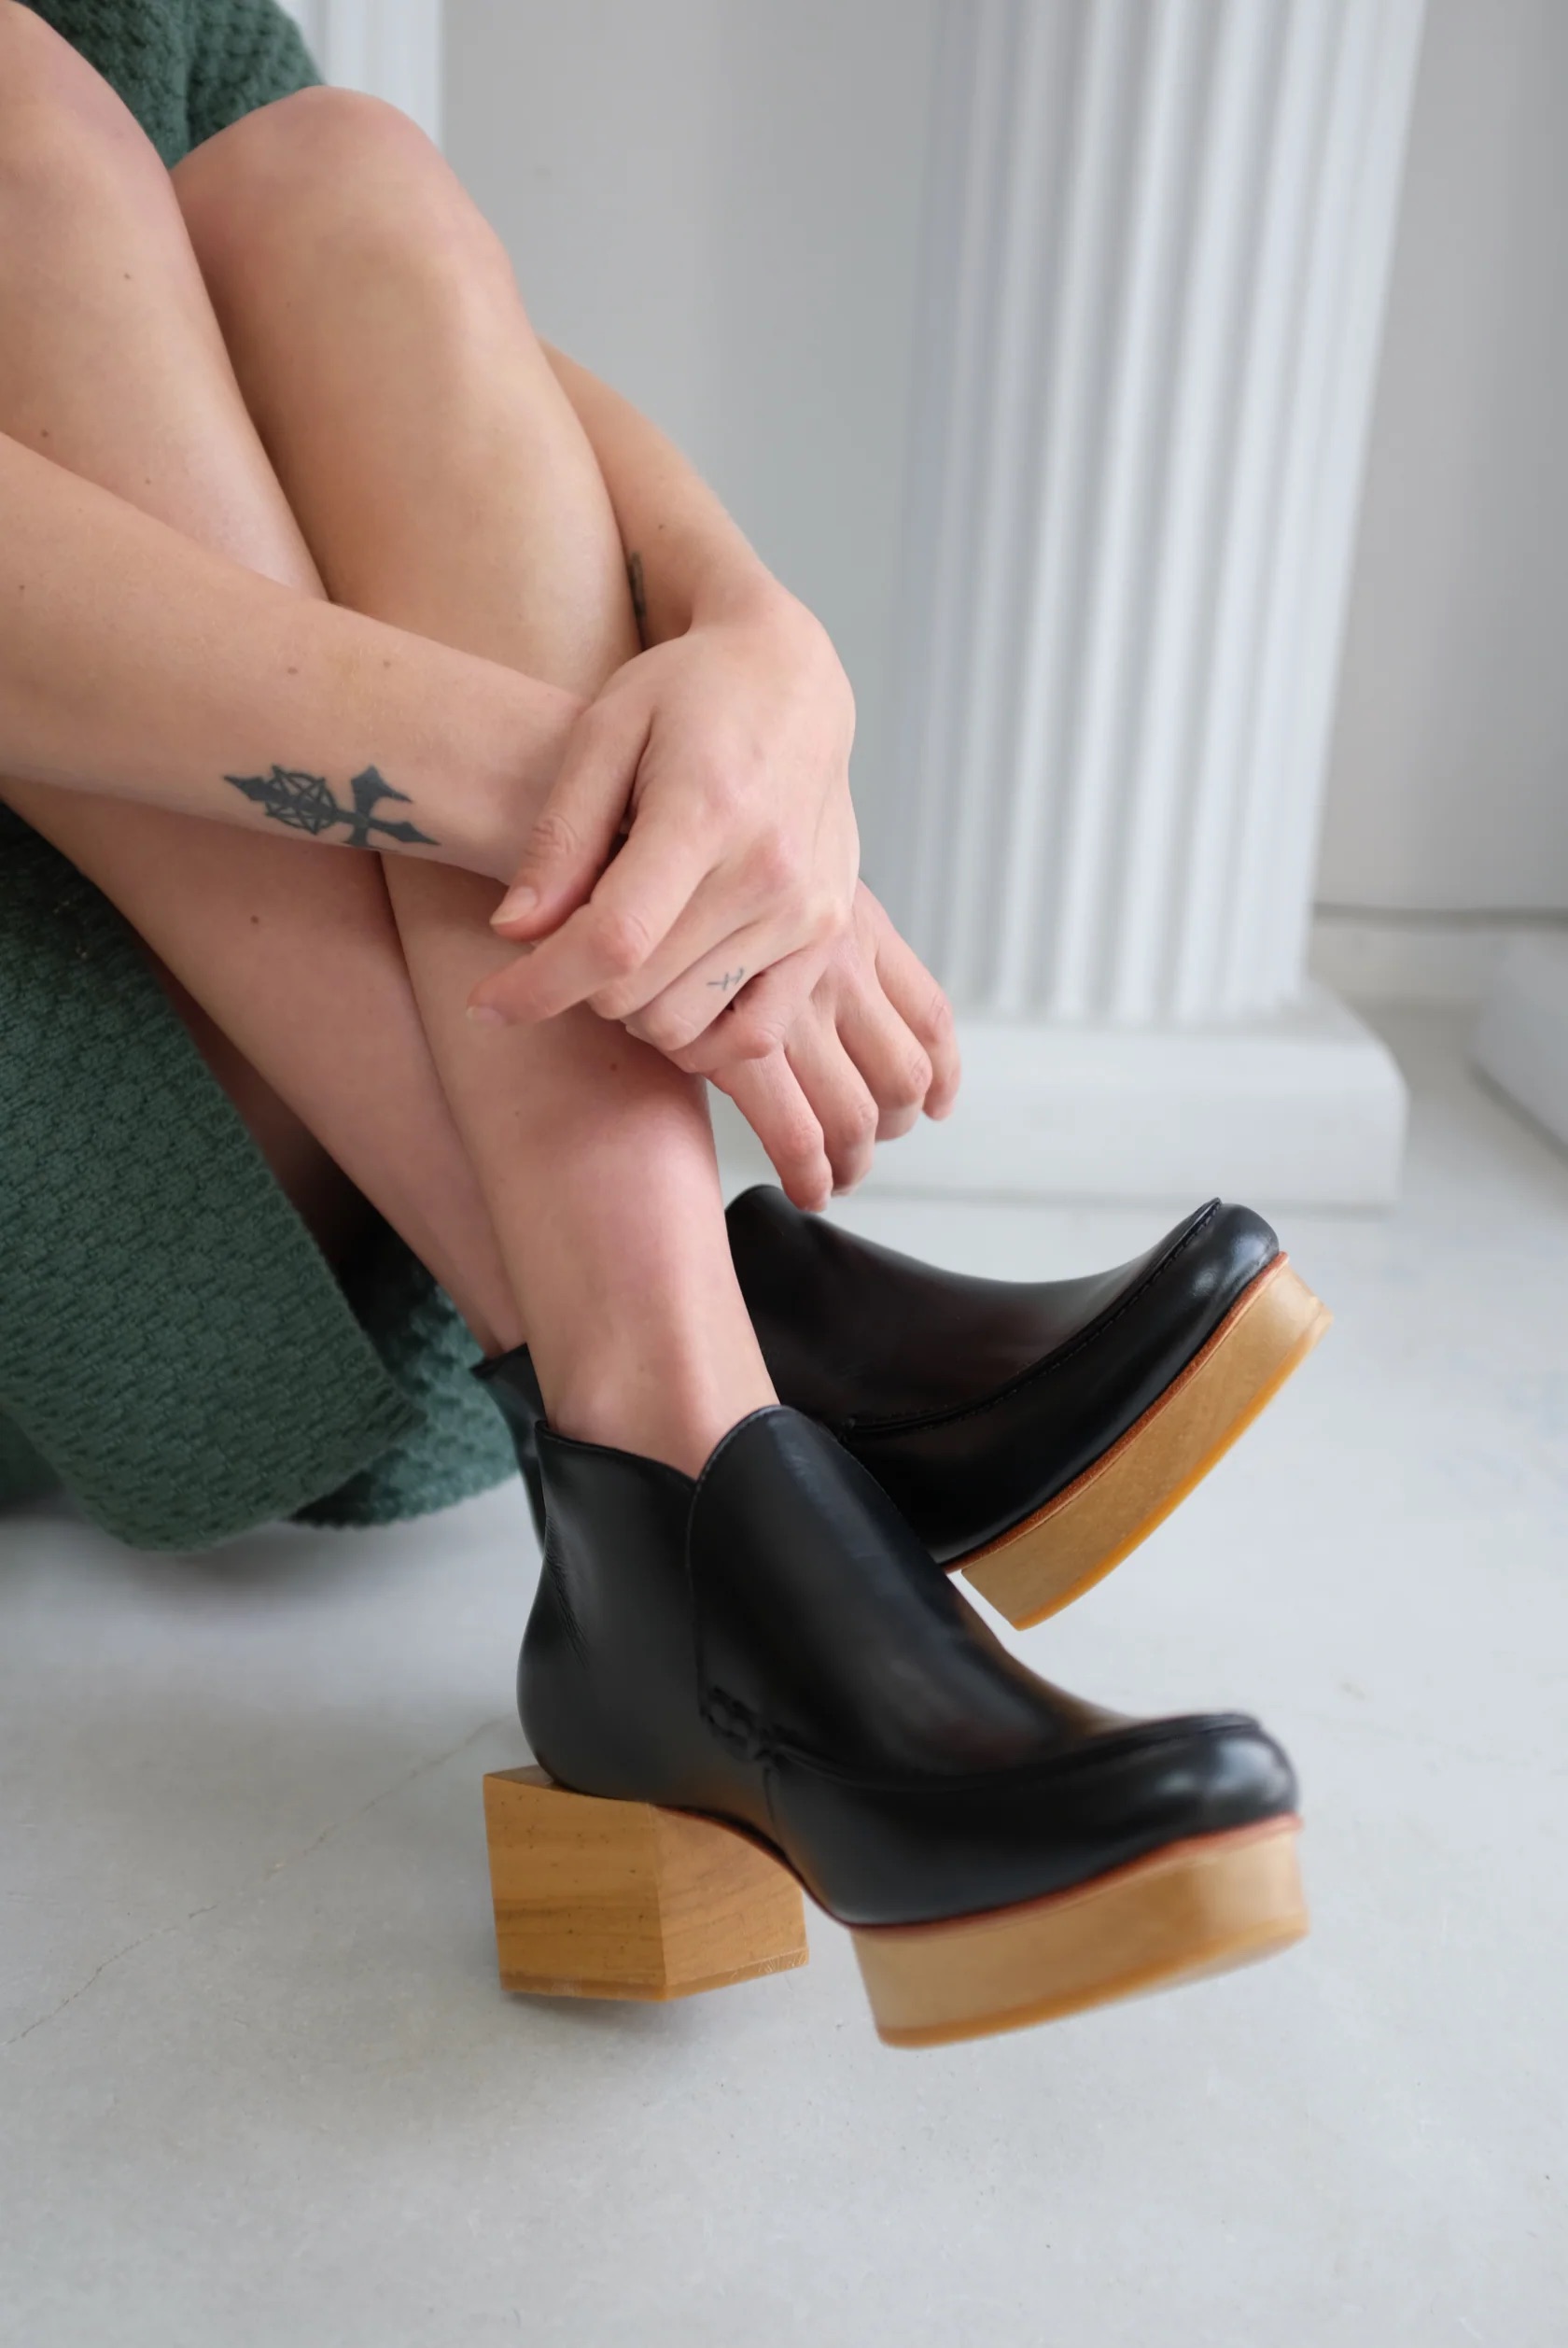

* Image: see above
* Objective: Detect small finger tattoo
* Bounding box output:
[708,966,746,995]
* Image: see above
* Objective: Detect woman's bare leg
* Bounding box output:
[149,968,369,1266]
[0,8,518,1347]
[175,90,776,1470]
[0,21,773,1467]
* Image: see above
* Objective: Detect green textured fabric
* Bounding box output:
[21,0,320,167]
[0,0,519,1547]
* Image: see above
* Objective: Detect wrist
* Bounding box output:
[373,633,582,882]
[688,554,796,635]
[694,570,850,705]
[461,671,584,881]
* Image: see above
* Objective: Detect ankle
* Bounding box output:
[545,1338,776,1479]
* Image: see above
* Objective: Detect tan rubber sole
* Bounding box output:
[960,1257,1332,1629]
[483,1771,1306,2047]
[852,1816,1307,2048]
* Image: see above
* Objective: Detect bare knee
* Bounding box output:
[175,85,515,312]
[0,2,168,212]
[177,82,429,205]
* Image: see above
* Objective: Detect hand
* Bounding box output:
[715,884,960,1209]
[468,586,859,1053]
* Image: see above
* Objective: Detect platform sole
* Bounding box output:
[959,1256,1332,1630]
[483,1772,1305,2046]
[852,1815,1307,2047]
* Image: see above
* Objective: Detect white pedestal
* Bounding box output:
[712,986,1407,1207]
[1473,935,1568,1155]
[868,0,1426,1204]
[865,989,1406,1206]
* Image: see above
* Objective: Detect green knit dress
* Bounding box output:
[0,0,518,1548]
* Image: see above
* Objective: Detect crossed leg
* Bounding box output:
[175,88,777,1465]
[0,15,772,1474]
[0,10,517,1349]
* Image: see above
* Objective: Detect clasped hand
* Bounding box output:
[469,587,958,1194]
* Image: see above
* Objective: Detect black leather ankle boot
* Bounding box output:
[482,1191,1329,1631]
[726,1188,1331,1625]
[482,1374,1306,2045]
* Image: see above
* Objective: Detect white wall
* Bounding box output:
[441,0,1568,1005]
[1317,0,1568,922]
[442,0,940,879]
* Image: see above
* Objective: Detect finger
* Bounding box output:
[586,787,852,1033]
[670,945,825,1076]
[469,805,716,1025]
[630,935,832,1073]
[835,973,933,1141]
[490,697,651,941]
[587,848,840,1034]
[587,890,768,1032]
[783,1014,880,1195]
[715,1053,833,1212]
[864,895,961,1118]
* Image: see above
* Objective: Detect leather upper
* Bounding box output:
[727,1189,1281,1562]
[512,1398,1297,1930]
[480,1195,1284,1568]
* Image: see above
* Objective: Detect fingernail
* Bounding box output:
[466,1003,508,1027]
[490,883,538,927]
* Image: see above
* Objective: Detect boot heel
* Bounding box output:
[963,1258,1333,1628]
[852,1817,1308,2048]
[483,1766,809,2002]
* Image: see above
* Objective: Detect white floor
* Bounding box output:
[2,1011,1564,2348]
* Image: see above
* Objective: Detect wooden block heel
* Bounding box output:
[483,1767,809,2002]
[962,1258,1333,1629]
[853,1817,1308,2048]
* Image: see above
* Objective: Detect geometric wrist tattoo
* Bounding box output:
[223,761,438,849]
